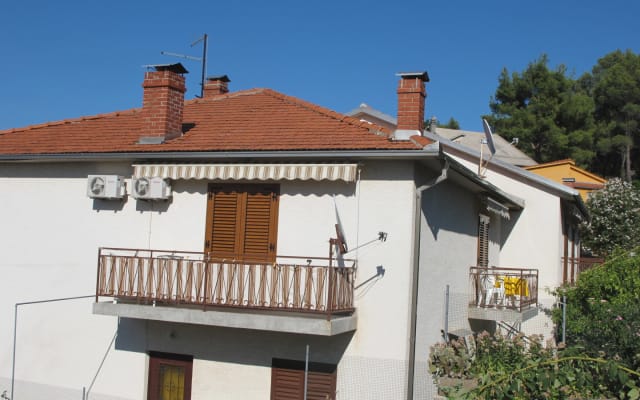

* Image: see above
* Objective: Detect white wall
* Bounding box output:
[0,160,418,400]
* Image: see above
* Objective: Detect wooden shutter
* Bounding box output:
[271,359,336,400]
[205,184,279,262]
[477,214,490,267]
[271,367,305,400]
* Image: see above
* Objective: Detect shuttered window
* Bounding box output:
[270,359,336,400]
[477,214,490,268]
[205,184,279,262]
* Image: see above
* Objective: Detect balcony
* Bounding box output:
[93,248,357,336]
[468,266,539,322]
[563,257,604,285]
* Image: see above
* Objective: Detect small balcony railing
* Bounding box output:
[469,266,538,313]
[95,247,355,318]
[562,257,604,284]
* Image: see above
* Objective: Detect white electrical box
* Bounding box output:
[87,175,126,199]
[131,177,172,200]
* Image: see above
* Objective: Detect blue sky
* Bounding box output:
[1,0,639,131]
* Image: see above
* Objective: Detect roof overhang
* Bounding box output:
[422,131,588,218]
[0,148,440,163]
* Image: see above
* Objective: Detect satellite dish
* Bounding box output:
[90,176,105,195]
[482,119,497,155]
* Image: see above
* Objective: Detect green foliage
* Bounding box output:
[440,117,460,130]
[591,50,640,180]
[487,55,594,165]
[488,49,640,180]
[581,178,640,256]
[425,116,461,131]
[430,332,640,399]
[552,249,640,369]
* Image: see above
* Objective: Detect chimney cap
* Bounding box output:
[396,71,430,82]
[144,63,189,74]
[207,75,231,83]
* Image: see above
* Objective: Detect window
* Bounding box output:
[205,184,279,262]
[477,214,490,267]
[147,352,193,400]
[270,359,336,400]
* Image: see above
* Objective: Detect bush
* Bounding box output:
[553,249,640,369]
[430,332,640,399]
[581,178,640,256]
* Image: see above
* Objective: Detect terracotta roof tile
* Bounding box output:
[0,88,422,156]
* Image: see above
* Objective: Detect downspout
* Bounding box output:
[407,159,449,400]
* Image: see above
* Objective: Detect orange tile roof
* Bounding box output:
[0,88,424,156]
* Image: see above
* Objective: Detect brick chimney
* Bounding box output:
[203,75,230,97]
[394,71,429,140]
[139,63,188,144]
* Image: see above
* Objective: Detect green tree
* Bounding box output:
[487,55,595,165]
[425,116,461,131]
[581,178,640,256]
[440,117,460,130]
[590,50,640,181]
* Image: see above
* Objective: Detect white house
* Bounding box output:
[0,65,579,400]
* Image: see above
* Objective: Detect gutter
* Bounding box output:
[407,158,449,400]
[0,149,440,163]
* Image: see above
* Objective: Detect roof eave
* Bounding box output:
[0,148,440,163]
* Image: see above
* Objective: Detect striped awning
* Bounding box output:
[132,163,359,182]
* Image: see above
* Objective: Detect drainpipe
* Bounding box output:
[407,159,449,400]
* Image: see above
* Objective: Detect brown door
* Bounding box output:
[205,184,279,262]
[271,359,336,400]
[147,352,193,400]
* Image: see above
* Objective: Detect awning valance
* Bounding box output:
[132,163,359,182]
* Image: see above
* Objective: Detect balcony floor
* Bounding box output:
[93,301,357,336]
[468,305,538,323]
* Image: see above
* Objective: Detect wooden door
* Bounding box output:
[147,352,193,400]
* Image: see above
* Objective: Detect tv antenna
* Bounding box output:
[478,118,497,178]
[161,33,208,98]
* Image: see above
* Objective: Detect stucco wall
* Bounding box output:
[0,159,417,400]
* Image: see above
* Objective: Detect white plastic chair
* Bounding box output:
[477,273,505,307]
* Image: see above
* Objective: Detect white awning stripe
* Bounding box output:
[132,163,359,182]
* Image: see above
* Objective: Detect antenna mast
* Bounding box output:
[161,33,209,98]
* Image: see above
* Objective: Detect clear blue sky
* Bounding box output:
[1,0,639,131]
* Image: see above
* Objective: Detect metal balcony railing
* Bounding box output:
[562,257,604,284]
[469,266,538,312]
[96,247,355,318]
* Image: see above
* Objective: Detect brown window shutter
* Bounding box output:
[205,184,279,262]
[242,187,279,262]
[270,359,336,400]
[477,214,490,267]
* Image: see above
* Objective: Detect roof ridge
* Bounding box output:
[0,108,140,135]
[259,88,395,138]
[186,88,268,105]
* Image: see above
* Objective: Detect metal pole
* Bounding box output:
[82,386,86,400]
[303,345,309,400]
[11,304,17,400]
[10,295,95,400]
[200,34,208,99]
[444,285,450,342]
